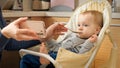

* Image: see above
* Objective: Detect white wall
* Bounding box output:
[114,0,120,12]
[115,0,120,7]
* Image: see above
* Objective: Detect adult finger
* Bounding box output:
[16,29,39,40]
[13,17,28,25]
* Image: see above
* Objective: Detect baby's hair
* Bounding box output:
[81,10,103,28]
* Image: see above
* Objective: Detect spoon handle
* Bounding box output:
[67,28,80,33]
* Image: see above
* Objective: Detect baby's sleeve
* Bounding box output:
[78,40,94,54]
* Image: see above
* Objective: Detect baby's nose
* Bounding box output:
[79,26,83,30]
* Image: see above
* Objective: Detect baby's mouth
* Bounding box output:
[78,32,82,34]
[79,32,82,34]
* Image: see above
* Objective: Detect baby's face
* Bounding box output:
[77,14,100,38]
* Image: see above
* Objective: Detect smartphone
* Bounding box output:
[26,20,46,38]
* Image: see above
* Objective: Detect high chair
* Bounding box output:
[19,0,118,68]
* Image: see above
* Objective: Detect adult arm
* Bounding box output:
[0,7,10,51]
[4,39,41,50]
[0,32,41,51]
[0,8,41,51]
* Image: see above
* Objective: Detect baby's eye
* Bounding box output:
[78,24,80,26]
[83,24,88,27]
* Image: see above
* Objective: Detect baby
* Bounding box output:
[40,10,103,64]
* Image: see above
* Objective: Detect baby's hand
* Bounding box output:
[39,42,50,64]
[88,34,97,43]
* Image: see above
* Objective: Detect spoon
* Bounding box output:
[36,28,81,34]
[57,22,81,33]
[67,28,81,33]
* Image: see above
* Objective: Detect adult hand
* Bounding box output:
[1,17,39,41]
[44,22,67,41]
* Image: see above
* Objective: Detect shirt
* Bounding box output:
[47,33,94,54]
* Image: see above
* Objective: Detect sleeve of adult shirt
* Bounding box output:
[4,39,41,50]
[0,33,9,51]
[0,21,41,51]
[0,7,9,51]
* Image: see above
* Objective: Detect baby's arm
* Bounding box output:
[78,35,97,54]
[39,42,50,64]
